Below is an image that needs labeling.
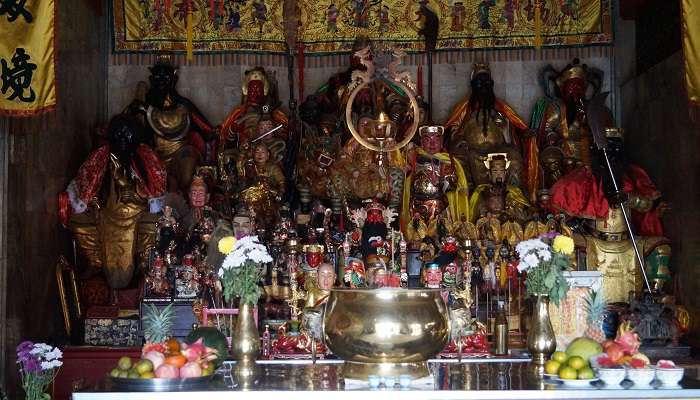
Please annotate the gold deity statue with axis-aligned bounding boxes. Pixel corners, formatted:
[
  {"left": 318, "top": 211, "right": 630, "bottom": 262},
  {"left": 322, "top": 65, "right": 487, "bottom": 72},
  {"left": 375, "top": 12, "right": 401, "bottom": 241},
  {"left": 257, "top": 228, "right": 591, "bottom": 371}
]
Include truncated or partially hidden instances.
[
  {"left": 444, "top": 63, "right": 536, "bottom": 196},
  {"left": 61, "top": 115, "right": 167, "bottom": 289},
  {"left": 468, "top": 153, "right": 531, "bottom": 223}
]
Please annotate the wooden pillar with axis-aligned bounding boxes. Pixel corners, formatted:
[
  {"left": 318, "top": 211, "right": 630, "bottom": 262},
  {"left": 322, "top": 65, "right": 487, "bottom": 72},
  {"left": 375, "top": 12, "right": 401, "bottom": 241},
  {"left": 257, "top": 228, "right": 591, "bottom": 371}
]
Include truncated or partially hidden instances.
[{"left": 0, "top": 119, "right": 8, "bottom": 390}]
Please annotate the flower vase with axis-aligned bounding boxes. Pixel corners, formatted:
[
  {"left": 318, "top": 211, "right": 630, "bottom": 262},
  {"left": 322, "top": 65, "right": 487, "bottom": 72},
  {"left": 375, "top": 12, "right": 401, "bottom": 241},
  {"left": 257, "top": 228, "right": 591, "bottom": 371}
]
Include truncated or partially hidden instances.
[
  {"left": 527, "top": 294, "right": 556, "bottom": 365},
  {"left": 231, "top": 303, "right": 260, "bottom": 362}
]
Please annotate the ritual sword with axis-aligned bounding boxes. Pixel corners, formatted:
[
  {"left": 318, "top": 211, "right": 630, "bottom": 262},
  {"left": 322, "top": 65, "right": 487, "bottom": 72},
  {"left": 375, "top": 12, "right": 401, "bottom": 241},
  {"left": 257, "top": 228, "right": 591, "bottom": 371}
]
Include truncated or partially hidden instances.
[{"left": 586, "top": 92, "right": 652, "bottom": 294}]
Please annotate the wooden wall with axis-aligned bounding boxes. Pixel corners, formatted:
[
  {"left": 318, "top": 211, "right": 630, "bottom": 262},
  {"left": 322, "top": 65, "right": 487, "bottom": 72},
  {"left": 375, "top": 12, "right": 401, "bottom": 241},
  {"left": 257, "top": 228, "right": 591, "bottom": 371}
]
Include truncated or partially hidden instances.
[{"left": 1, "top": 0, "right": 107, "bottom": 395}]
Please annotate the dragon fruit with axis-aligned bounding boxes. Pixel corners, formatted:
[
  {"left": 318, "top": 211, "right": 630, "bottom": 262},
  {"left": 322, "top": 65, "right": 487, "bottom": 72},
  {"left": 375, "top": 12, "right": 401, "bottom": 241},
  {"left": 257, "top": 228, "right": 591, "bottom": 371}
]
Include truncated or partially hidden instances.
[
  {"left": 181, "top": 338, "right": 207, "bottom": 362},
  {"left": 614, "top": 321, "right": 641, "bottom": 355}
]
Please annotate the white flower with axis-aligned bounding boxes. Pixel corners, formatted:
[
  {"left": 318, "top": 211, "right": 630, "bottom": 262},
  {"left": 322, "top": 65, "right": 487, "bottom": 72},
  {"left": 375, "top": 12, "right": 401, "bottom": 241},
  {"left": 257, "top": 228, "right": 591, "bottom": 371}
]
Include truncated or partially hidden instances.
[
  {"left": 44, "top": 348, "right": 62, "bottom": 361},
  {"left": 523, "top": 253, "right": 539, "bottom": 269},
  {"left": 41, "top": 360, "right": 62, "bottom": 370},
  {"left": 536, "top": 249, "right": 552, "bottom": 262},
  {"left": 221, "top": 235, "right": 272, "bottom": 270},
  {"left": 516, "top": 238, "right": 548, "bottom": 257},
  {"left": 517, "top": 261, "right": 530, "bottom": 273}
]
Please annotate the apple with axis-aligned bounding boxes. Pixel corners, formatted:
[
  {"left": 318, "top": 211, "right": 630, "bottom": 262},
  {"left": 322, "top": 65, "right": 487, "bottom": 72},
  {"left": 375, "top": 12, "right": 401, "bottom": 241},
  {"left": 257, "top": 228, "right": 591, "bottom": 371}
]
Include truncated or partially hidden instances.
[
  {"left": 143, "top": 351, "right": 166, "bottom": 370},
  {"left": 179, "top": 362, "right": 203, "bottom": 378},
  {"left": 155, "top": 364, "right": 179, "bottom": 379}
]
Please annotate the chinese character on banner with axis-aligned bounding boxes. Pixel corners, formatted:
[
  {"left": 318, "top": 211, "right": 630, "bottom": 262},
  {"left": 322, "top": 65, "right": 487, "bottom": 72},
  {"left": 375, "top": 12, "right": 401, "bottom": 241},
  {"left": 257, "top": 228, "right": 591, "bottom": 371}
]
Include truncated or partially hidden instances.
[
  {"left": 1, "top": 48, "right": 37, "bottom": 103},
  {"left": 0, "top": 0, "right": 33, "bottom": 23},
  {"left": 0, "top": 0, "right": 55, "bottom": 116}
]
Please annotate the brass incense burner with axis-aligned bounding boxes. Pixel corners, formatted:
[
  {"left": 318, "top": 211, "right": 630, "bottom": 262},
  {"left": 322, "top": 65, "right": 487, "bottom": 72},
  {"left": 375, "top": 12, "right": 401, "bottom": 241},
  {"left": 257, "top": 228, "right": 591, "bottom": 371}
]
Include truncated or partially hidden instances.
[{"left": 322, "top": 288, "right": 450, "bottom": 379}]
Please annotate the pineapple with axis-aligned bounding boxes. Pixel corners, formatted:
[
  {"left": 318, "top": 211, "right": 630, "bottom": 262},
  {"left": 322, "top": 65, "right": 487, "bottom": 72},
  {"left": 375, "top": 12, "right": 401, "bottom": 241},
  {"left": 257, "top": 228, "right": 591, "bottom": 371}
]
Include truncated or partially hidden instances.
[
  {"left": 584, "top": 290, "right": 607, "bottom": 343},
  {"left": 142, "top": 303, "right": 175, "bottom": 354}
]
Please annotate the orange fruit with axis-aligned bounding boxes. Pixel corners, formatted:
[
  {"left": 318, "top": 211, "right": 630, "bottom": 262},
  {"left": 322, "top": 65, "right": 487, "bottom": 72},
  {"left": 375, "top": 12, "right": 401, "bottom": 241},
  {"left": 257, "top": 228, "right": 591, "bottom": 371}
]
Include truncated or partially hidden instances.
[
  {"left": 163, "top": 354, "right": 186, "bottom": 368},
  {"left": 166, "top": 338, "right": 181, "bottom": 354}
]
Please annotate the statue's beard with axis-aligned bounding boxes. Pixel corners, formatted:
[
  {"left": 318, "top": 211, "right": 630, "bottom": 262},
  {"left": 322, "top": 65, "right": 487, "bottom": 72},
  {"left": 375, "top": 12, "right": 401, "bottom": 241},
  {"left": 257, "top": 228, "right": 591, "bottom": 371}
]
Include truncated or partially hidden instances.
[{"left": 470, "top": 88, "right": 495, "bottom": 137}]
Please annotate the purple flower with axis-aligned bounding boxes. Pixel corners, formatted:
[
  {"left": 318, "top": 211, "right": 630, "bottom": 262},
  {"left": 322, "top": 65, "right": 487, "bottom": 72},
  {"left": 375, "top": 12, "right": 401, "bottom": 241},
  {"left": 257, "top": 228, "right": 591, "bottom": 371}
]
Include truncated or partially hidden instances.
[
  {"left": 23, "top": 357, "right": 41, "bottom": 373},
  {"left": 16, "top": 340, "right": 33, "bottom": 355}
]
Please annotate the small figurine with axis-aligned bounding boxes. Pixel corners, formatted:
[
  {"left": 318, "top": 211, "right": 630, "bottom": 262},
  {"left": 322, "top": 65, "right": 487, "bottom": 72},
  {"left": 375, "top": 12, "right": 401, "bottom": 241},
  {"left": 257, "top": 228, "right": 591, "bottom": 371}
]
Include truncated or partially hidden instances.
[
  {"left": 145, "top": 255, "right": 170, "bottom": 297},
  {"left": 175, "top": 256, "right": 200, "bottom": 298}
]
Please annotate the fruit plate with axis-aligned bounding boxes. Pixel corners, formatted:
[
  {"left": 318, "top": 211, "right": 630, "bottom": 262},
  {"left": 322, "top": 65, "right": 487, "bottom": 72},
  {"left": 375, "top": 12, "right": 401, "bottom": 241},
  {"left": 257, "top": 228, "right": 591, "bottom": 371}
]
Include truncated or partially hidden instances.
[
  {"left": 108, "top": 375, "right": 215, "bottom": 391},
  {"left": 552, "top": 377, "right": 599, "bottom": 387}
]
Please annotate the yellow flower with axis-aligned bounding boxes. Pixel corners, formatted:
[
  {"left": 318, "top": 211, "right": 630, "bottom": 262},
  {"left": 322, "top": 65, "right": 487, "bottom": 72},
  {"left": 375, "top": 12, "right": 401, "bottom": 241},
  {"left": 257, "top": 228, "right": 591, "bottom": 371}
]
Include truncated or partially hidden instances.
[
  {"left": 552, "top": 235, "right": 574, "bottom": 256},
  {"left": 218, "top": 236, "right": 237, "bottom": 255}
]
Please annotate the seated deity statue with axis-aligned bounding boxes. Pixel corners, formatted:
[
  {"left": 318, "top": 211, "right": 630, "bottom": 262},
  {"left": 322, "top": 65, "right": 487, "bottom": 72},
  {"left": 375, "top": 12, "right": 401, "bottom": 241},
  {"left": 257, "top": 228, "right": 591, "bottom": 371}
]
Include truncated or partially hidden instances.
[
  {"left": 401, "top": 125, "right": 468, "bottom": 248},
  {"left": 219, "top": 67, "right": 289, "bottom": 166},
  {"left": 468, "top": 153, "right": 531, "bottom": 223},
  {"left": 530, "top": 58, "right": 605, "bottom": 188},
  {"left": 125, "top": 57, "right": 216, "bottom": 194},
  {"left": 237, "top": 142, "right": 286, "bottom": 230},
  {"left": 60, "top": 115, "right": 167, "bottom": 289},
  {"left": 330, "top": 138, "right": 404, "bottom": 204},
  {"left": 550, "top": 130, "right": 670, "bottom": 303},
  {"left": 444, "top": 63, "right": 535, "bottom": 197}
]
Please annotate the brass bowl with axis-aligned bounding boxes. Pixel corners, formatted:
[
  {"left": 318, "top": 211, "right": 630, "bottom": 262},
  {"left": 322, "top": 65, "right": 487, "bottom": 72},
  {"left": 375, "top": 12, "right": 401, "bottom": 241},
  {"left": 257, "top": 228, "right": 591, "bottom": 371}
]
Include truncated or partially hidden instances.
[{"left": 322, "top": 288, "right": 449, "bottom": 364}]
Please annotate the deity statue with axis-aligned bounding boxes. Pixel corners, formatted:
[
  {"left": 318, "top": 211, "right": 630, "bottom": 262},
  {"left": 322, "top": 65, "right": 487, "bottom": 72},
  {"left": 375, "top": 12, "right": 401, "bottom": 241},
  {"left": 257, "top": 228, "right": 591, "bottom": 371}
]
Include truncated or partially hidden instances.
[
  {"left": 61, "top": 115, "right": 167, "bottom": 289},
  {"left": 330, "top": 139, "right": 402, "bottom": 203},
  {"left": 296, "top": 37, "right": 372, "bottom": 201},
  {"left": 401, "top": 125, "right": 468, "bottom": 246},
  {"left": 145, "top": 255, "right": 170, "bottom": 297},
  {"left": 219, "top": 67, "right": 288, "bottom": 164},
  {"left": 551, "top": 128, "right": 670, "bottom": 303},
  {"left": 468, "top": 153, "right": 531, "bottom": 223},
  {"left": 238, "top": 142, "right": 286, "bottom": 229},
  {"left": 444, "top": 63, "right": 534, "bottom": 195},
  {"left": 175, "top": 257, "right": 201, "bottom": 298},
  {"left": 303, "top": 262, "right": 336, "bottom": 310},
  {"left": 530, "top": 58, "right": 604, "bottom": 187},
  {"left": 126, "top": 57, "right": 216, "bottom": 194}
]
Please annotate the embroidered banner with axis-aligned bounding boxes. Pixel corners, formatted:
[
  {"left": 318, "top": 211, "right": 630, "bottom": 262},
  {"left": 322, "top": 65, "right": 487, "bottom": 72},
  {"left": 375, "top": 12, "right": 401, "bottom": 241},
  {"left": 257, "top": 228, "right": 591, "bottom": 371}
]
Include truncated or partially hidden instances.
[
  {"left": 298, "top": 0, "right": 612, "bottom": 54},
  {"left": 113, "top": 0, "right": 287, "bottom": 54},
  {"left": 0, "top": 0, "right": 57, "bottom": 116}
]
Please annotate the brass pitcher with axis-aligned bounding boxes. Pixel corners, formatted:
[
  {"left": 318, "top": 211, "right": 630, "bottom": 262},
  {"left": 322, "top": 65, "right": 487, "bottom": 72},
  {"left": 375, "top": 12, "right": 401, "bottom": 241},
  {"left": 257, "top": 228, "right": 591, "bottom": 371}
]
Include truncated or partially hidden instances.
[
  {"left": 231, "top": 303, "right": 260, "bottom": 362},
  {"left": 527, "top": 294, "right": 556, "bottom": 365}
]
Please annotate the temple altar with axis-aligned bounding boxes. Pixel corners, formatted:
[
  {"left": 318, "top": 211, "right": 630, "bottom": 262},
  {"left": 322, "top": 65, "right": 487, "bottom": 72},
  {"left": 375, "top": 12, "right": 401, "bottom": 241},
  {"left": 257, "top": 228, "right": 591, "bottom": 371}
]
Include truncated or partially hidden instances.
[
  {"left": 72, "top": 360, "right": 700, "bottom": 400},
  {"left": 3, "top": 1, "right": 700, "bottom": 399}
]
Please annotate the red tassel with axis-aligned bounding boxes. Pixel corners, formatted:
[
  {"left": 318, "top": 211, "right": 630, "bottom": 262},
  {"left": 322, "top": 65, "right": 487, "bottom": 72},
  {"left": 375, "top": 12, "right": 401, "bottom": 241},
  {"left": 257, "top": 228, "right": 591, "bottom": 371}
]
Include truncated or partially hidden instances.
[
  {"left": 154, "top": 0, "right": 160, "bottom": 12},
  {"left": 297, "top": 45, "right": 305, "bottom": 101},
  {"left": 219, "top": 0, "right": 224, "bottom": 21},
  {"left": 165, "top": 0, "right": 171, "bottom": 15},
  {"left": 210, "top": 0, "right": 215, "bottom": 21}
]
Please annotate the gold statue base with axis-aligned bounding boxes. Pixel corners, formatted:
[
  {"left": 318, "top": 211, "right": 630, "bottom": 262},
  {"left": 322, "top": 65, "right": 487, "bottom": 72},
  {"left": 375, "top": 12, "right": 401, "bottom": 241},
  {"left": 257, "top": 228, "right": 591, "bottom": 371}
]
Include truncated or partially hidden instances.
[{"left": 342, "top": 361, "right": 430, "bottom": 379}]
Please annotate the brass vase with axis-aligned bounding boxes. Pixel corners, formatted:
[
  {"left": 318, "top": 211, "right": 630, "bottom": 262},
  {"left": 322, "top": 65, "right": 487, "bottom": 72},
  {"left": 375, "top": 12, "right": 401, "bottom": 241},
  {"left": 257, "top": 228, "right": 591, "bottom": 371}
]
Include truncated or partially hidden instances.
[
  {"left": 527, "top": 294, "right": 556, "bottom": 365},
  {"left": 231, "top": 303, "right": 260, "bottom": 362}
]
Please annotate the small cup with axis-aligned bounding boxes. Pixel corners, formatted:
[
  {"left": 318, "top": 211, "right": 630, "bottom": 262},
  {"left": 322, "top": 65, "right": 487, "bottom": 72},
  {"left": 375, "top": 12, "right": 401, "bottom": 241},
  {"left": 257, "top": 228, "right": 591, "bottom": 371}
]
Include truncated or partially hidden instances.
[
  {"left": 656, "top": 368, "right": 685, "bottom": 386},
  {"left": 368, "top": 375, "right": 380, "bottom": 388},
  {"left": 626, "top": 367, "right": 656, "bottom": 386},
  {"left": 596, "top": 368, "right": 627, "bottom": 386},
  {"left": 399, "top": 374, "right": 412, "bottom": 388}
]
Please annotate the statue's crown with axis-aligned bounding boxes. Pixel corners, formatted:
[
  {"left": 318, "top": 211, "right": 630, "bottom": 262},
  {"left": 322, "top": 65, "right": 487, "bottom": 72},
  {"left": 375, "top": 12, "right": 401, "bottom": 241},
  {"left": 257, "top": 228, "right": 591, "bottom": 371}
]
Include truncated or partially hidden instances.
[
  {"left": 154, "top": 55, "right": 175, "bottom": 69},
  {"left": 419, "top": 124, "right": 444, "bottom": 138},
  {"left": 559, "top": 58, "right": 587, "bottom": 82},
  {"left": 190, "top": 175, "right": 207, "bottom": 191},
  {"left": 471, "top": 63, "right": 491, "bottom": 80}
]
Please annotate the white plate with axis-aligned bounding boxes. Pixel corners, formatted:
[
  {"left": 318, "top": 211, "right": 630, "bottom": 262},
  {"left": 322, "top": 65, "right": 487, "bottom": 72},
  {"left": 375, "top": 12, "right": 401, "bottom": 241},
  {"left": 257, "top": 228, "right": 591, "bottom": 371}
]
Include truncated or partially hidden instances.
[{"left": 553, "top": 378, "right": 599, "bottom": 387}]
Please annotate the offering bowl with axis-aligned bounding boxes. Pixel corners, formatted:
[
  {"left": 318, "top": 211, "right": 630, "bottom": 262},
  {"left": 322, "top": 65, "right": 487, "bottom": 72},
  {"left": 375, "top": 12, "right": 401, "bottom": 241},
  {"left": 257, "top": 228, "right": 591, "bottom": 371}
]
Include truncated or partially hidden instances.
[{"left": 323, "top": 288, "right": 449, "bottom": 378}]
